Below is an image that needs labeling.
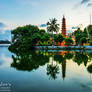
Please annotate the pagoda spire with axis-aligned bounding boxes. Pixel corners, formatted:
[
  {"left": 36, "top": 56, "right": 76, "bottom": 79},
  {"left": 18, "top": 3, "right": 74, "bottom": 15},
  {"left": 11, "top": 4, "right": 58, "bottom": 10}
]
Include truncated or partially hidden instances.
[{"left": 62, "top": 15, "right": 66, "bottom": 37}]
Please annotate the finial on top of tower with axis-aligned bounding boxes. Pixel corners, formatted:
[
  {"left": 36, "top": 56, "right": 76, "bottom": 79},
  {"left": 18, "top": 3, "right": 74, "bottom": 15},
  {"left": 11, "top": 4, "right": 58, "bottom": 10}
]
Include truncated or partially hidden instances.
[
  {"left": 90, "top": 14, "right": 91, "bottom": 25},
  {"left": 63, "top": 15, "right": 65, "bottom": 18}
]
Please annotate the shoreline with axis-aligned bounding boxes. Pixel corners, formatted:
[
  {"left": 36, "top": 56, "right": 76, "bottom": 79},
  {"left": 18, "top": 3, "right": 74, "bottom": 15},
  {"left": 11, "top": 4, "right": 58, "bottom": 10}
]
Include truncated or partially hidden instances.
[{"left": 34, "top": 46, "right": 92, "bottom": 50}]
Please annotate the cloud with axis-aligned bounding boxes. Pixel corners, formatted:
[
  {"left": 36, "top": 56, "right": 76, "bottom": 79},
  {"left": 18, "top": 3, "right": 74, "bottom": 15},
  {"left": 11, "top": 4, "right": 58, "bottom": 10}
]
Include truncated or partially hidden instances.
[
  {"left": 0, "top": 22, "right": 6, "bottom": 28},
  {"left": 0, "top": 22, "right": 11, "bottom": 35},
  {"left": 81, "top": 0, "right": 90, "bottom": 4},
  {"left": 40, "top": 24, "right": 47, "bottom": 27},
  {"left": 87, "top": 3, "right": 92, "bottom": 7},
  {"left": 73, "top": 0, "right": 92, "bottom": 9},
  {"left": 19, "top": 0, "right": 39, "bottom": 7},
  {"left": 0, "top": 54, "right": 12, "bottom": 69}
]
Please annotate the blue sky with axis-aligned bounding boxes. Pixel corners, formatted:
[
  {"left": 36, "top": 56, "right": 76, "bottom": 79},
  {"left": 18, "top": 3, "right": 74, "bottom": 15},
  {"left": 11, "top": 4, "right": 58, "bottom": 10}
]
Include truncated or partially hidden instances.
[{"left": 0, "top": 0, "right": 92, "bottom": 30}]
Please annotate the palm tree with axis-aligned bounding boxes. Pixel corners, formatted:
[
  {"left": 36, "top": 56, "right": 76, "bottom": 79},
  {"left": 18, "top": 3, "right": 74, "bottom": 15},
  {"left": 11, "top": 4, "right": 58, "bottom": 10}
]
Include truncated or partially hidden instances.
[{"left": 47, "top": 18, "right": 59, "bottom": 45}]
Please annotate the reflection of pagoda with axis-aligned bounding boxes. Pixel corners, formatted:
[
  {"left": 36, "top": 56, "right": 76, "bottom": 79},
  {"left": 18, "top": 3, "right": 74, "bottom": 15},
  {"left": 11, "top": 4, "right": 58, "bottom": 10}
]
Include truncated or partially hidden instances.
[
  {"left": 62, "top": 15, "right": 66, "bottom": 37},
  {"left": 59, "top": 51, "right": 67, "bottom": 80},
  {"left": 62, "top": 60, "right": 66, "bottom": 80}
]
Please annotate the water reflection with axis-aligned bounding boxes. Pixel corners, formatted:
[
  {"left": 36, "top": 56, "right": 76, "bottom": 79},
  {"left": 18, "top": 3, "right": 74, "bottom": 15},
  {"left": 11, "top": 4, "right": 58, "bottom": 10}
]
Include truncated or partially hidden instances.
[
  {"left": 87, "top": 64, "right": 92, "bottom": 74},
  {"left": 9, "top": 49, "right": 92, "bottom": 80},
  {"left": 74, "top": 52, "right": 88, "bottom": 66},
  {"left": 11, "top": 51, "right": 49, "bottom": 71},
  {"left": 0, "top": 47, "right": 12, "bottom": 68}
]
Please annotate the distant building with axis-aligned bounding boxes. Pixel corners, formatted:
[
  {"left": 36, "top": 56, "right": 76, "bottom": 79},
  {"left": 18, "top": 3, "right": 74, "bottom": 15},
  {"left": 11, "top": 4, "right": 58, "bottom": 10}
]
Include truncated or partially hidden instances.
[{"left": 71, "top": 36, "right": 76, "bottom": 45}]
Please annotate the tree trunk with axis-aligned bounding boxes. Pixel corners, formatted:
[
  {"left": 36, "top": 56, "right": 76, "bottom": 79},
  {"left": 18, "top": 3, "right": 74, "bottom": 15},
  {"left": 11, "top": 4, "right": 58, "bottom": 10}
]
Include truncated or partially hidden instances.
[{"left": 52, "top": 31, "right": 54, "bottom": 46}]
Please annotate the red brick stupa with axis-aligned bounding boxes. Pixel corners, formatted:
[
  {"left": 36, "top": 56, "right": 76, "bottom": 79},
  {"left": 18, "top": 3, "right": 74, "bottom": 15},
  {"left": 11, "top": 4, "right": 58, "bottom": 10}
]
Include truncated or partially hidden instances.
[
  {"left": 61, "top": 15, "right": 67, "bottom": 46},
  {"left": 62, "top": 15, "right": 66, "bottom": 37}
]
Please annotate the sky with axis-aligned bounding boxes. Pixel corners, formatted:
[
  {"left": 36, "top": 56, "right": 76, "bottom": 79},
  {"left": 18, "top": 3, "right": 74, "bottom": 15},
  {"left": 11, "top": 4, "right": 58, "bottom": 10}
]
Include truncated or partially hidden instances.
[{"left": 0, "top": 0, "right": 92, "bottom": 31}]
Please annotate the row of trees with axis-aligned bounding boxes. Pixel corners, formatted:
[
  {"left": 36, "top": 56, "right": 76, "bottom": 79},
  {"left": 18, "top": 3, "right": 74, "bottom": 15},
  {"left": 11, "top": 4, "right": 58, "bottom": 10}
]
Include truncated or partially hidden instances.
[
  {"left": 9, "top": 17, "right": 92, "bottom": 52},
  {"left": 71, "top": 25, "right": 92, "bottom": 45},
  {"left": 9, "top": 18, "right": 74, "bottom": 51}
]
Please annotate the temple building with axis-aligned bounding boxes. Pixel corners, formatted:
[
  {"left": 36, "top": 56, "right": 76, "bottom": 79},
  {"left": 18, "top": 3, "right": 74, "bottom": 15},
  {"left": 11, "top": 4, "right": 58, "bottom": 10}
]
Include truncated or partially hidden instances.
[
  {"left": 62, "top": 16, "right": 66, "bottom": 37},
  {"left": 61, "top": 16, "right": 67, "bottom": 46}
]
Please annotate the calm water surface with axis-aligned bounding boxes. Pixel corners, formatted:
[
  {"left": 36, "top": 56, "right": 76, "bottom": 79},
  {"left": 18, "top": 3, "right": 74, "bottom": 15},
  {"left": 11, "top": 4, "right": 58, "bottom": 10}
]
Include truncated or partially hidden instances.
[{"left": 0, "top": 47, "right": 92, "bottom": 92}]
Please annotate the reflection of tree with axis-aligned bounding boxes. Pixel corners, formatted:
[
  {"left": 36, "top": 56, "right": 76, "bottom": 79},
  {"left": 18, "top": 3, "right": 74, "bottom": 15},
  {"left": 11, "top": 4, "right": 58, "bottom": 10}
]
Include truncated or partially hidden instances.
[
  {"left": 11, "top": 52, "right": 49, "bottom": 71},
  {"left": 54, "top": 52, "right": 74, "bottom": 80},
  {"left": 88, "top": 53, "right": 92, "bottom": 62},
  {"left": 65, "top": 53, "right": 74, "bottom": 60},
  {"left": 47, "top": 64, "right": 59, "bottom": 80},
  {"left": 83, "top": 55, "right": 88, "bottom": 66},
  {"left": 10, "top": 47, "right": 92, "bottom": 81},
  {"left": 73, "top": 52, "right": 88, "bottom": 66},
  {"left": 87, "top": 64, "right": 92, "bottom": 74},
  {"left": 54, "top": 55, "right": 65, "bottom": 63},
  {"left": 54, "top": 53, "right": 65, "bottom": 80}
]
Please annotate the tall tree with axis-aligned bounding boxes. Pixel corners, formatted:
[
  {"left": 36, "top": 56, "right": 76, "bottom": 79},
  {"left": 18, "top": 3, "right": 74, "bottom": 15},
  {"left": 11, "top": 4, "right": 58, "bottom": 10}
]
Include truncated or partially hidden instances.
[
  {"left": 65, "top": 37, "right": 73, "bottom": 46},
  {"left": 54, "top": 34, "right": 64, "bottom": 45},
  {"left": 80, "top": 37, "right": 87, "bottom": 45},
  {"left": 9, "top": 25, "right": 41, "bottom": 52},
  {"left": 47, "top": 18, "right": 59, "bottom": 45}
]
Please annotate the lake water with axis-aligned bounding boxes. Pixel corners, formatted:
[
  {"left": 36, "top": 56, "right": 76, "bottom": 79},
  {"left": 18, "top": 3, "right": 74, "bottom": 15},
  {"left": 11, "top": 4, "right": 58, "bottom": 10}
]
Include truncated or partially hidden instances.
[{"left": 0, "top": 47, "right": 92, "bottom": 92}]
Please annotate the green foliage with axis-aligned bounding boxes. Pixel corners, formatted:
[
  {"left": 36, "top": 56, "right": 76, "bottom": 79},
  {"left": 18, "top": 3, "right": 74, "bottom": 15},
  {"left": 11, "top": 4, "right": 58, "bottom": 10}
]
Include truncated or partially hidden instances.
[
  {"left": 65, "top": 53, "right": 74, "bottom": 60},
  {"left": 32, "top": 33, "right": 41, "bottom": 44},
  {"left": 65, "top": 37, "right": 73, "bottom": 46},
  {"left": 87, "top": 64, "right": 92, "bottom": 73},
  {"left": 11, "top": 51, "right": 49, "bottom": 71},
  {"left": 73, "top": 52, "right": 88, "bottom": 66},
  {"left": 87, "top": 25, "right": 92, "bottom": 35},
  {"left": 9, "top": 25, "right": 52, "bottom": 51},
  {"left": 12, "top": 25, "right": 39, "bottom": 42},
  {"left": 40, "top": 41, "right": 51, "bottom": 46},
  {"left": 80, "top": 37, "right": 87, "bottom": 45},
  {"left": 40, "top": 33, "right": 50, "bottom": 43},
  {"left": 47, "top": 18, "right": 59, "bottom": 34},
  {"left": 86, "top": 25, "right": 92, "bottom": 41},
  {"left": 54, "top": 34, "right": 64, "bottom": 43},
  {"left": 39, "top": 29, "right": 45, "bottom": 34},
  {"left": 47, "top": 64, "right": 59, "bottom": 80},
  {"left": 47, "top": 18, "right": 59, "bottom": 45},
  {"left": 73, "top": 28, "right": 88, "bottom": 45},
  {"left": 10, "top": 25, "right": 40, "bottom": 51},
  {"left": 90, "top": 42, "right": 92, "bottom": 46},
  {"left": 54, "top": 55, "right": 65, "bottom": 63}
]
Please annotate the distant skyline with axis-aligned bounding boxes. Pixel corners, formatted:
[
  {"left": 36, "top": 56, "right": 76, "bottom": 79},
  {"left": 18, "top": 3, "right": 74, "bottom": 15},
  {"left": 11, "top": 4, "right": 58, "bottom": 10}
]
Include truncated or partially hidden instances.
[{"left": 0, "top": 0, "right": 92, "bottom": 31}]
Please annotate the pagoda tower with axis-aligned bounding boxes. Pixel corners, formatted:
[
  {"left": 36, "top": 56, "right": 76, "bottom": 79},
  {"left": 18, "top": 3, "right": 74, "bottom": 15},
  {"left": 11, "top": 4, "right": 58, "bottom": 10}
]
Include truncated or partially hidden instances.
[
  {"left": 60, "top": 16, "right": 66, "bottom": 46},
  {"left": 62, "top": 16, "right": 66, "bottom": 37}
]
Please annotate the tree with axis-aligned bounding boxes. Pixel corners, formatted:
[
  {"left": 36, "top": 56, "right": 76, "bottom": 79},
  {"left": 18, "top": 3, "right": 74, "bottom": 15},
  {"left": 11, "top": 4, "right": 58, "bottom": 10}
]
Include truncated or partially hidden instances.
[
  {"left": 9, "top": 25, "right": 42, "bottom": 52},
  {"left": 54, "top": 54, "right": 65, "bottom": 63},
  {"left": 65, "top": 37, "right": 73, "bottom": 46},
  {"left": 54, "top": 34, "right": 64, "bottom": 45},
  {"left": 73, "top": 52, "right": 88, "bottom": 66},
  {"left": 65, "top": 53, "right": 74, "bottom": 60},
  {"left": 11, "top": 51, "right": 49, "bottom": 71},
  {"left": 47, "top": 64, "right": 59, "bottom": 80},
  {"left": 73, "top": 28, "right": 83, "bottom": 45},
  {"left": 72, "top": 27, "right": 89, "bottom": 45},
  {"left": 40, "top": 33, "right": 50, "bottom": 43},
  {"left": 39, "top": 29, "right": 45, "bottom": 34},
  {"left": 80, "top": 37, "right": 87, "bottom": 45},
  {"left": 87, "top": 64, "right": 92, "bottom": 74},
  {"left": 47, "top": 18, "right": 59, "bottom": 45},
  {"left": 87, "top": 25, "right": 92, "bottom": 35},
  {"left": 31, "top": 33, "right": 41, "bottom": 45},
  {"left": 87, "top": 25, "right": 92, "bottom": 41}
]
